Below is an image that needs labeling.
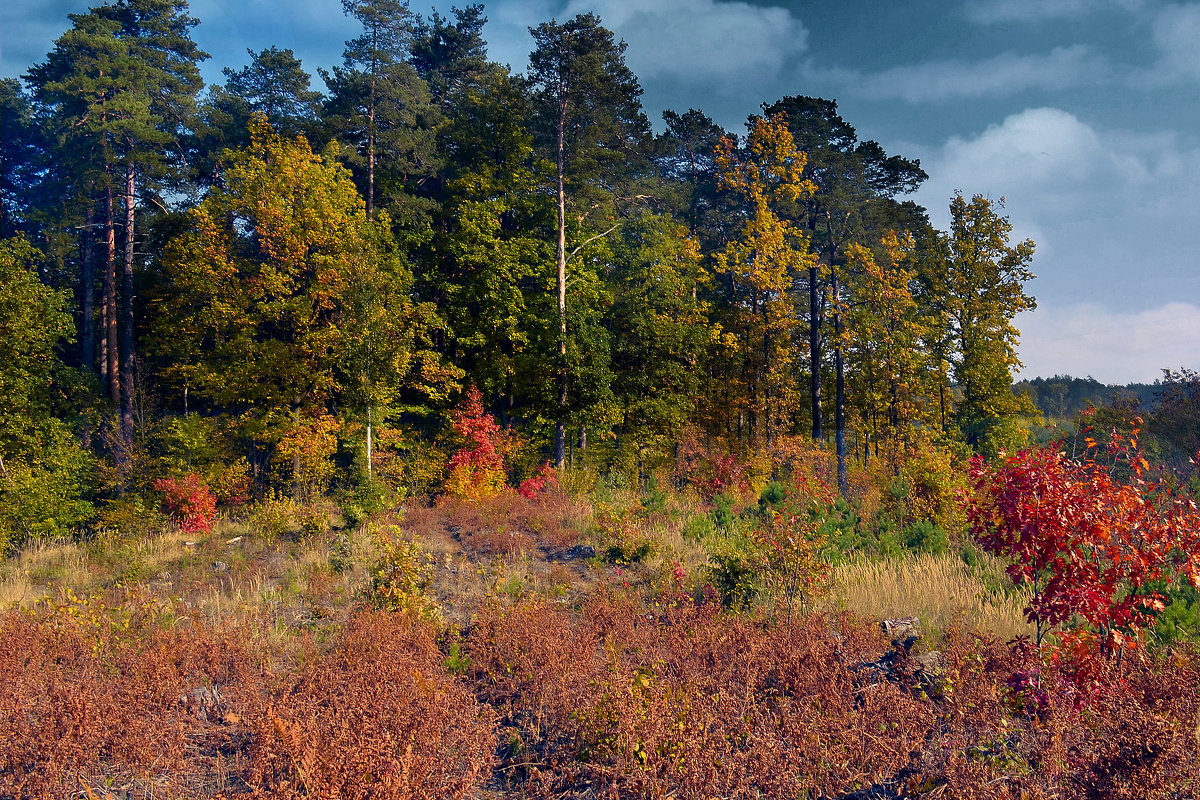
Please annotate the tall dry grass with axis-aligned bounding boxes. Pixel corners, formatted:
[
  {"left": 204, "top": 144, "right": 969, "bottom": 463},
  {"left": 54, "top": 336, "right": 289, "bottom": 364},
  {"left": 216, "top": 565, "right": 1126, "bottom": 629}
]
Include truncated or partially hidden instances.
[{"left": 830, "top": 551, "right": 1033, "bottom": 641}]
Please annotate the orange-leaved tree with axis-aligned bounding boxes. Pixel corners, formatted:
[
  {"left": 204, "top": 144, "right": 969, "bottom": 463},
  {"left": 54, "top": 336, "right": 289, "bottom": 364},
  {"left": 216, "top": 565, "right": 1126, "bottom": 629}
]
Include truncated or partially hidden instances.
[{"left": 156, "top": 115, "right": 449, "bottom": 497}]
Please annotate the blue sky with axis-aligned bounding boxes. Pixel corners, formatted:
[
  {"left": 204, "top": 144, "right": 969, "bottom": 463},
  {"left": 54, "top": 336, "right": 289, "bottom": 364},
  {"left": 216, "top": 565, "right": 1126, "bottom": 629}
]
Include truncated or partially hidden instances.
[{"left": 4, "top": 0, "right": 1199, "bottom": 383}]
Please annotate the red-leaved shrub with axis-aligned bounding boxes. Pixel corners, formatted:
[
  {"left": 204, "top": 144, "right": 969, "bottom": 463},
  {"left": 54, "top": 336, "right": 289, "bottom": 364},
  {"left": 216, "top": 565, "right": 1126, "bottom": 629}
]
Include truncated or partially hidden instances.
[
  {"left": 518, "top": 462, "right": 559, "bottom": 499},
  {"left": 965, "top": 434, "right": 1200, "bottom": 668},
  {"left": 444, "top": 386, "right": 507, "bottom": 501},
  {"left": 242, "top": 611, "right": 496, "bottom": 799},
  {"left": 154, "top": 473, "right": 218, "bottom": 535}
]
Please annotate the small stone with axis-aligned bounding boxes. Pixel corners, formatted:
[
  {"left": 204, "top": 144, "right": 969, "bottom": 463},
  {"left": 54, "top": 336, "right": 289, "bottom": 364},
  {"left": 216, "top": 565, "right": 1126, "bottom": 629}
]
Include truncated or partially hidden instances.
[
  {"left": 568, "top": 544, "right": 596, "bottom": 560},
  {"left": 212, "top": 561, "right": 229, "bottom": 572}
]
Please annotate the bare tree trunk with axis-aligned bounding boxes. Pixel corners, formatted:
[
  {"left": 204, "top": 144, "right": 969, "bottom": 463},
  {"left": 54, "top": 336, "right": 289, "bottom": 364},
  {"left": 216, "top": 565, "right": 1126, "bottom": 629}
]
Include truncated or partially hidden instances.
[
  {"left": 367, "top": 70, "right": 375, "bottom": 216},
  {"left": 762, "top": 298, "right": 772, "bottom": 448},
  {"left": 103, "top": 182, "right": 119, "bottom": 408},
  {"left": 832, "top": 272, "right": 848, "bottom": 497},
  {"left": 554, "top": 92, "right": 568, "bottom": 471},
  {"left": 292, "top": 397, "right": 303, "bottom": 501},
  {"left": 366, "top": 406, "right": 373, "bottom": 477},
  {"left": 80, "top": 204, "right": 95, "bottom": 374},
  {"left": 120, "top": 163, "right": 136, "bottom": 445},
  {"left": 809, "top": 262, "right": 822, "bottom": 441}
]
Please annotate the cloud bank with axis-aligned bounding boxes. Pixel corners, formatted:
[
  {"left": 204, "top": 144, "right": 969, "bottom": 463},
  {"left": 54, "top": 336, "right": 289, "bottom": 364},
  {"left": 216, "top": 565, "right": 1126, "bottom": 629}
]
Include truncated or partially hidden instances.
[
  {"left": 1017, "top": 302, "right": 1200, "bottom": 383},
  {"left": 962, "top": 0, "right": 1146, "bottom": 25},
  {"left": 830, "top": 46, "right": 1104, "bottom": 103}
]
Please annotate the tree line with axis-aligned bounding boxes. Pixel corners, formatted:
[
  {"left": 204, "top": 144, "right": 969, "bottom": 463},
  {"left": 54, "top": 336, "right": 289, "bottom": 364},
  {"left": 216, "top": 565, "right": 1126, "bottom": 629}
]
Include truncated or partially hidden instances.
[{"left": 0, "top": 0, "right": 1041, "bottom": 541}]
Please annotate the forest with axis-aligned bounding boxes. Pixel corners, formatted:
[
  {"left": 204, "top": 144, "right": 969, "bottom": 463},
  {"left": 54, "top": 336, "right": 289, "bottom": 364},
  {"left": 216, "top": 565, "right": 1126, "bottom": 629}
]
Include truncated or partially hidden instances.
[{"left": 3, "top": 1, "right": 1200, "bottom": 798}]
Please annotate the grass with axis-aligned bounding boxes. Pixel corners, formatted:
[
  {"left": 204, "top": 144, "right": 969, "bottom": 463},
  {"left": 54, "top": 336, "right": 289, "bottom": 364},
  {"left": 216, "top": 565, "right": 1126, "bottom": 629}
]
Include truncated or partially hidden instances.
[
  {"left": 1, "top": 491, "right": 1037, "bottom": 647},
  {"left": 829, "top": 550, "right": 1033, "bottom": 641}
]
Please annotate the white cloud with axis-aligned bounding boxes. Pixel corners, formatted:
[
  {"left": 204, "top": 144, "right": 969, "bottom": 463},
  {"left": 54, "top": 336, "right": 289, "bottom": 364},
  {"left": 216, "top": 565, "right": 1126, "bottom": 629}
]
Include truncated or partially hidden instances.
[
  {"left": 913, "top": 107, "right": 1200, "bottom": 229},
  {"left": 962, "top": 0, "right": 1145, "bottom": 25},
  {"left": 472, "top": 0, "right": 809, "bottom": 98},
  {"left": 1148, "top": 3, "right": 1200, "bottom": 81},
  {"left": 560, "top": 0, "right": 808, "bottom": 91},
  {"left": 1016, "top": 302, "right": 1200, "bottom": 383},
  {"left": 911, "top": 108, "right": 1200, "bottom": 379},
  {"left": 837, "top": 46, "right": 1104, "bottom": 103}
]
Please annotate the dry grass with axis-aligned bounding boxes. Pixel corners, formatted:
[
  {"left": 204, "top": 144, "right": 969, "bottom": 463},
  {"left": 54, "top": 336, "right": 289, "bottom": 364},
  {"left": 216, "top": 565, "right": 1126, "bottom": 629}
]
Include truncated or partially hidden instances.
[
  {"left": 0, "top": 538, "right": 90, "bottom": 607},
  {"left": 829, "top": 551, "right": 1033, "bottom": 641}
]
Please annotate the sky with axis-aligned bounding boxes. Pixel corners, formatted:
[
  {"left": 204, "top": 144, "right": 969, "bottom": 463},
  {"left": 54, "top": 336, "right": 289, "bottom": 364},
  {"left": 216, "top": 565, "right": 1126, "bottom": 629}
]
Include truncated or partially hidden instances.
[{"left": 3, "top": 0, "right": 1199, "bottom": 384}]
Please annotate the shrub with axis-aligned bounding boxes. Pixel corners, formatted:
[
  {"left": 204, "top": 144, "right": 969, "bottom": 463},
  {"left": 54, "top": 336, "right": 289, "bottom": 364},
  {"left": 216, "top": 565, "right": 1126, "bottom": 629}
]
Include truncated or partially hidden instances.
[
  {"left": 153, "top": 473, "right": 217, "bottom": 535},
  {"left": 367, "top": 525, "right": 436, "bottom": 617},
  {"left": 517, "top": 462, "right": 558, "bottom": 499},
  {"left": 903, "top": 519, "right": 950, "bottom": 555},
  {"left": 0, "top": 421, "right": 94, "bottom": 553},
  {"left": 444, "top": 386, "right": 507, "bottom": 501},
  {"left": 711, "top": 490, "right": 736, "bottom": 528},
  {"left": 245, "top": 613, "right": 496, "bottom": 799},
  {"left": 464, "top": 597, "right": 933, "bottom": 799},
  {"left": 966, "top": 439, "right": 1200, "bottom": 655},
  {"left": 251, "top": 489, "right": 300, "bottom": 542},
  {"left": 681, "top": 511, "right": 716, "bottom": 543},
  {"left": 0, "top": 594, "right": 254, "bottom": 798}
]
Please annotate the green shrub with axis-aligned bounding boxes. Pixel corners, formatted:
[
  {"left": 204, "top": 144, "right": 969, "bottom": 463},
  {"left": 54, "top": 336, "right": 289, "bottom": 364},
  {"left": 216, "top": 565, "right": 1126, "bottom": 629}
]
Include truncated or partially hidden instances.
[
  {"left": 641, "top": 477, "right": 669, "bottom": 515},
  {"left": 705, "top": 531, "right": 763, "bottom": 609},
  {"left": 338, "top": 477, "right": 388, "bottom": 529},
  {"left": 758, "top": 481, "right": 787, "bottom": 510},
  {"left": 1144, "top": 578, "right": 1200, "bottom": 647},
  {"left": 681, "top": 512, "right": 716, "bottom": 543},
  {"left": 251, "top": 490, "right": 299, "bottom": 543},
  {"left": 712, "top": 491, "right": 736, "bottom": 529},
  {"left": 0, "top": 421, "right": 94, "bottom": 554},
  {"left": 902, "top": 520, "right": 950, "bottom": 555}
]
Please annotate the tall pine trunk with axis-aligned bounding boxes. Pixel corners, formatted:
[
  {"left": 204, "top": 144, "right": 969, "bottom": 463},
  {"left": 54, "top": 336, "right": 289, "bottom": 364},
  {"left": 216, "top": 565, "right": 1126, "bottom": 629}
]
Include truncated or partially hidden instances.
[
  {"left": 120, "top": 162, "right": 136, "bottom": 444},
  {"left": 808, "top": 262, "right": 822, "bottom": 441},
  {"left": 80, "top": 204, "right": 95, "bottom": 374},
  {"left": 103, "top": 182, "right": 119, "bottom": 408},
  {"left": 554, "top": 92, "right": 568, "bottom": 471},
  {"left": 832, "top": 271, "right": 848, "bottom": 497}
]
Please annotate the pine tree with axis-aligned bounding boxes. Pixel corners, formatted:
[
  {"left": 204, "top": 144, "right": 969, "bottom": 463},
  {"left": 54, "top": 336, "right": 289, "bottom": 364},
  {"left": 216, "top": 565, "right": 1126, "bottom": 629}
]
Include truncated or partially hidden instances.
[
  {"left": 26, "top": 0, "right": 205, "bottom": 451},
  {"left": 527, "top": 13, "right": 651, "bottom": 468},
  {"left": 323, "top": 0, "right": 439, "bottom": 220}
]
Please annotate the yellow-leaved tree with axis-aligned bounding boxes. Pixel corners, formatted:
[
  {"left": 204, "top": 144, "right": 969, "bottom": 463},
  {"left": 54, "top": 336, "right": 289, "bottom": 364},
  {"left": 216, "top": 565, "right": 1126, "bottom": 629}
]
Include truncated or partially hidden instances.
[
  {"left": 714, "top": 113, "right": 817, "bottom": 448},
  {"left": 156, "top": 115, "right": 454, "bottom": 497}
]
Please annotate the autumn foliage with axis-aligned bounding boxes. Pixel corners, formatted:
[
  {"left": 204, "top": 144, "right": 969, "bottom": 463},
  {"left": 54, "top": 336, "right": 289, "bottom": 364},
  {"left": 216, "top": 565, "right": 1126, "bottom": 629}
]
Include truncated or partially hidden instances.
[
  {"left": 965, "top": 429, "right": 1200, "bottom": 658},
  {"left": 154, "top": 473, "right": 218, "bottom": 535},
  {"left": 4, "top": 579, "right": 1200, "bottom": 798},
  {"left": 443, "top": 386, "right": 507, "bottom": 501}
]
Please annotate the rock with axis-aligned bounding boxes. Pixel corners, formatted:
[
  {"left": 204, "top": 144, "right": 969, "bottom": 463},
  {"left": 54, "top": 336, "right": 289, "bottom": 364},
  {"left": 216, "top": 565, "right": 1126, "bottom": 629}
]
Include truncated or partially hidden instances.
[
  {"left": 211, "top": 561, "right": 229, "bottom": 572},
  {"left": 856, "top": 617, "right": 945, "bottom": 700},
  {"left": 881, "top": 616, "right": 921, "bottom": 649},
  {"left": 180, "top": 685, "right": 224, "bottom": 722},
  {"left": 567, "top": 544, "right": 596, "bottom": 560}
]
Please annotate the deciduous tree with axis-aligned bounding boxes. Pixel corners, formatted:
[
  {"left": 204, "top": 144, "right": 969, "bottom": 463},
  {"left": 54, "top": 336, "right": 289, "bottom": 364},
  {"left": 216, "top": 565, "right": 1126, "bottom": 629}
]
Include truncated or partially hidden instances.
[
  {"left": 714, "top": 113, "right": 816, "bottom": 448},
  {"left": 924, "top": 193, "right": 1037, "bottom": 458},
  {"left": 156, "top": 117, "right": 447, "bottom": 494}
]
